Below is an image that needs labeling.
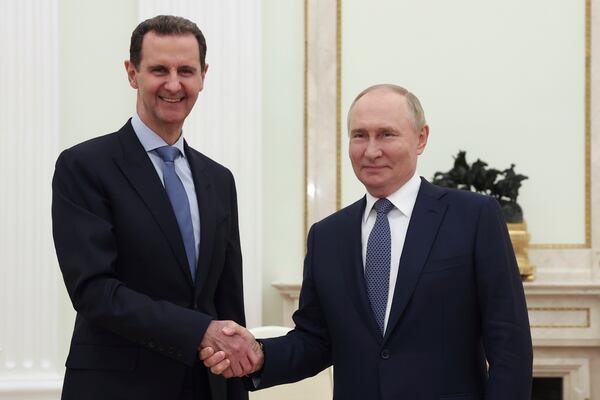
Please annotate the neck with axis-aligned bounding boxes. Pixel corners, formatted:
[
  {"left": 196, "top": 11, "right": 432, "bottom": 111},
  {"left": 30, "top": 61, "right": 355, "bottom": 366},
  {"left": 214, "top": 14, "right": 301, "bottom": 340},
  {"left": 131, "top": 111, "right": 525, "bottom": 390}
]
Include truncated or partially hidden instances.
[
  {"left": 155, "top": 128, "right": 182, "bottom": 145},
  {"left": 137, "top": 113, "right": 183, "bottom": 145}
]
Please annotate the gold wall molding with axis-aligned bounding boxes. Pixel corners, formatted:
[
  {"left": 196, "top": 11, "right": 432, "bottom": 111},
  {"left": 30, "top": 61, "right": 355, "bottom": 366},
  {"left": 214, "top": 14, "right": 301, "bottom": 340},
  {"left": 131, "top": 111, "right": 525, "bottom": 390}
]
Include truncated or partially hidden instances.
[
  {"left": 336, "top": 0, "right": 342, "bottom": 212},
  {"left": 530, "top": 0, "right": 591, "bottom": 249},
  {"left": 528, "top": 307, "right": 591, "bottom": 329}
]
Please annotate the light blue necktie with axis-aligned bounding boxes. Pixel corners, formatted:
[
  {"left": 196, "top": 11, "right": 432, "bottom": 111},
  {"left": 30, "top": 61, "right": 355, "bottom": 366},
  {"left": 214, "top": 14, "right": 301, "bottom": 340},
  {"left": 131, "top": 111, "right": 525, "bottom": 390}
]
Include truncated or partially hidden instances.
[
  {"left": 154, "top": 146, "right": 197, "bottom": 281},
  {"left": 365, "top": 198, "right": 394, "bottom": 335}
]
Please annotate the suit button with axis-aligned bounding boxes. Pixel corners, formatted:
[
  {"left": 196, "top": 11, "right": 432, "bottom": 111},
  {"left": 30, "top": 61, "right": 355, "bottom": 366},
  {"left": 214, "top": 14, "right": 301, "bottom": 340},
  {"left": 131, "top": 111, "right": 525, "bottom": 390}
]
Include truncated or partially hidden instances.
[
  {"left": 168, "top": 347, "right": 175, "bottom": 355},
  {"left": 380, "top": 349, "right": 390, "bottom": 360},
  {"left": 148, "top": 340, "right": 156, "bottom": 349},
  {"left": 193, "top": 301, "right": 199, "bottom": 310},
  {"left": 176, "top": 352, "right": 183, "bottom": 359}
]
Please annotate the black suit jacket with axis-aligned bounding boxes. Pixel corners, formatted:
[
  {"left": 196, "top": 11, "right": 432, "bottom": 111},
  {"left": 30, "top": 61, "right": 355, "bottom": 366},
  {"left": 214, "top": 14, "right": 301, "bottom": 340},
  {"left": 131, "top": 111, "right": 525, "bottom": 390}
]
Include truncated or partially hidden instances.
[
  {"left": 258, "top": 179, "right": 532, "bottom": 400},
  {"left": 52, "top": 120, "right": 247, "bottom": 400}
]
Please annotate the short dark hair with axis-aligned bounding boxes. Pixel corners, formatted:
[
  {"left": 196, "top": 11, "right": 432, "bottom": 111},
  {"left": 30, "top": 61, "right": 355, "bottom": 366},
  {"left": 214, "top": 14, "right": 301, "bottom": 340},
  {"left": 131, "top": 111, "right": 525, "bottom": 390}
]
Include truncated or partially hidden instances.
[{"left": 129, "top": 15, "right": 207, "bottom": 70}]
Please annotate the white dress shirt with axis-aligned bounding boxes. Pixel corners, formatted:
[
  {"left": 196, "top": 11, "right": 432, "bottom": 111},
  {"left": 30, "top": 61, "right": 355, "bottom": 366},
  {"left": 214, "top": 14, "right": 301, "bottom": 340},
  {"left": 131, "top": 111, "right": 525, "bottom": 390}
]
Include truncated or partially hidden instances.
[{"left": 361, "top": 173, "right": 421, "bottom": 333}]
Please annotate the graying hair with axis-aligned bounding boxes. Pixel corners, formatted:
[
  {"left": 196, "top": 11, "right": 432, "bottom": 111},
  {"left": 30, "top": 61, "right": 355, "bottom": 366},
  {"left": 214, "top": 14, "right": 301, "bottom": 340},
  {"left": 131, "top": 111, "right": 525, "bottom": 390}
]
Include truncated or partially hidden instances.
[{"left": 347, "top": 84, "right": 426, "bottom": 132}]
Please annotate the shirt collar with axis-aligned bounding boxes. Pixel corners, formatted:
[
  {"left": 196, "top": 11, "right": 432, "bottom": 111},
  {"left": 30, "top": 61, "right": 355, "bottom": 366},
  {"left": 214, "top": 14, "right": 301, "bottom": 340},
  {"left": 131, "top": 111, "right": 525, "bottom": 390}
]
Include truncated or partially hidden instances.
[
  {"left": 131, "top": 113, "right": 186, "bottom": 157},
  {"left": 363, "top": 173, "right": 422, "bottom": 222}
]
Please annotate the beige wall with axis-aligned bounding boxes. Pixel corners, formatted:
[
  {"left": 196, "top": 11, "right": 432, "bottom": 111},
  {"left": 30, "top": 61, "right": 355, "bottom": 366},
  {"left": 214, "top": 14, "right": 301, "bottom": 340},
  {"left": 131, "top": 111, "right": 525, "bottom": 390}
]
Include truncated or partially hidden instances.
[
  {"left": 59, "top": 0, "right": 137, "bottom": 149},
  {"left": 261, "top": 0, "right": 305, "bottom": 325},
  {"left": 341, "top": 0, "right": 586, "bottom": 246}
]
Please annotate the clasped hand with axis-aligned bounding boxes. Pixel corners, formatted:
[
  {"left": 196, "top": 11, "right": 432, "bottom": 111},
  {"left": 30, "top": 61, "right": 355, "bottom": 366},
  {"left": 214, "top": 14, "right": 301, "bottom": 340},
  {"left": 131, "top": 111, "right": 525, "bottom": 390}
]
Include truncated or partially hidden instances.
[{"left": 199, "top": 320, "right": 263, "bottom": 378}]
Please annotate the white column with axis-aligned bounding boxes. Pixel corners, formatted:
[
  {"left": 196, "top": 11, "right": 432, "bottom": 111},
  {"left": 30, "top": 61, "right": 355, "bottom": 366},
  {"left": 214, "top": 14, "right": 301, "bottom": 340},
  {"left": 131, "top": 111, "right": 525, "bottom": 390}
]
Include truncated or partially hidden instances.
[
  {"left": 138, "top": 1, "right": 263, "bottom": 327},
  {"left": 0, "top": 0, "right": 62, "bottom": 399}
]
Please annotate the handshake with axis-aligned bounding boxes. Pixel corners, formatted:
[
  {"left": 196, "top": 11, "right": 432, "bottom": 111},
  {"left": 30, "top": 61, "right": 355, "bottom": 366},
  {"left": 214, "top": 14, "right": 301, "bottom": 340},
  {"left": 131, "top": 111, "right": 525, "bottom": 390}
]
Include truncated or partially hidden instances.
[{"left": 198, "top": 320, "right": 264, "bottom": 378}]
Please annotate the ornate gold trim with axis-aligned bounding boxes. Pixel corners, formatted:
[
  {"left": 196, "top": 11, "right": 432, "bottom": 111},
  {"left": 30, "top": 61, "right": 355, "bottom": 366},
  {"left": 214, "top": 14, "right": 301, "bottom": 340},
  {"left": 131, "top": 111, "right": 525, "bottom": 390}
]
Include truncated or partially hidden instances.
[
  {"left": 532, "top": 0, "right": 591, "bottom": 249},
  {"left": 336, "top": 0, "right": 342, "bottom": 211},
  {"left": 528, "top": 307, "right": 591, "bottom": 329},
  {"left": 530, "top": 243, "right": 589, "bottom": 250},
  {"left": 303, "top": 0, "right": 308, "bottom": 242},
  {"left": 585, "top": 0, "right": 591, "bottom": 249}
]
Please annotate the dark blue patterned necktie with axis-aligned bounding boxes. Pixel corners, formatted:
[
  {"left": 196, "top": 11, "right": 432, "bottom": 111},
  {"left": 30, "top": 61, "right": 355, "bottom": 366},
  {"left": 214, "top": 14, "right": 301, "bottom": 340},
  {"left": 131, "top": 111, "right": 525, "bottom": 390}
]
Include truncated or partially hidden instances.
[
  {"left": 154, "top": 146, "right": 197, "bottom": 281},
  {"left": 365, "top": 198, "right": 394, "bottom": 335}
]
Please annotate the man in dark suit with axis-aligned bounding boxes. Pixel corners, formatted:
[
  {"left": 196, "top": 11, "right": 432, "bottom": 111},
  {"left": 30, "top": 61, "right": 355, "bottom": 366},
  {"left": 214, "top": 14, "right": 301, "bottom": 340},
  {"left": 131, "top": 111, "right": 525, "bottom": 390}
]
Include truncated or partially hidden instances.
[
  {"left": 52, "top": 15, "right": 261, "bottom": 400},
  {"left": 202, "top": 84, "right": 533, "bottom": 399}
]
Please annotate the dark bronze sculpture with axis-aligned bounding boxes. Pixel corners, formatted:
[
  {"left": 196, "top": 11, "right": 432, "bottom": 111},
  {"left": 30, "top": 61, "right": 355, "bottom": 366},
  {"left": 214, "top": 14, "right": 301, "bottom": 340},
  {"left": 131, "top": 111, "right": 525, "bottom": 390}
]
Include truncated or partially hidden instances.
[{"left": 432, "top": 151, "right": 528, "bottom": 223}]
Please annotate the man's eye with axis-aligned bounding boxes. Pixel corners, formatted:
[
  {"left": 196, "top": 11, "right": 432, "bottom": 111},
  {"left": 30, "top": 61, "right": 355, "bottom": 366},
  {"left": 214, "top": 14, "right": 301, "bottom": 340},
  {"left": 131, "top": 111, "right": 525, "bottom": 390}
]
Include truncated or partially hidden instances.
[{"left": 151, "top": 67, "right": 167, "bottom": 74}]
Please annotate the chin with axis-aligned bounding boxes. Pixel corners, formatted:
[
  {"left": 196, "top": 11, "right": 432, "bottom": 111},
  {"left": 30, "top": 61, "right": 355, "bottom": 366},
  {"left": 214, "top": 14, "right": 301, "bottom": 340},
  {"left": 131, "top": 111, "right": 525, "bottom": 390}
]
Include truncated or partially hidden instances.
[{"left": 158, "top": 113, "right": 186, "bottom": 124}]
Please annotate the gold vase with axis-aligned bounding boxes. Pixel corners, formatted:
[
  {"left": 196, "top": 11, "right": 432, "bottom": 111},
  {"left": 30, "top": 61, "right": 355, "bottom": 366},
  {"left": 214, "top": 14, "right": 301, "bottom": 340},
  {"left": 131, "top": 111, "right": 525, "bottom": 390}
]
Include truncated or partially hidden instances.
[{"left": 507, "top": 221, "right": 535, "bottom": 281}]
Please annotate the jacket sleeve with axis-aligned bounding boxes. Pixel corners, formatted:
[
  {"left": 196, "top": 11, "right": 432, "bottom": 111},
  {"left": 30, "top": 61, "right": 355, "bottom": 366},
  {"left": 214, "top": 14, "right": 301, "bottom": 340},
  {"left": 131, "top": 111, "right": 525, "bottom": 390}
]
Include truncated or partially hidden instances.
[
  {"left": 475, "top": 196, "right": 533, "bottom": 399},
  {"left": 256, "top": 225, "right": 332, "bottom": 389},
  {"left": 52, "top": 149, "right": 212, "bottom": 367},
  {"left": 212, "top": 171, "right": 249, "bottom": 400}
]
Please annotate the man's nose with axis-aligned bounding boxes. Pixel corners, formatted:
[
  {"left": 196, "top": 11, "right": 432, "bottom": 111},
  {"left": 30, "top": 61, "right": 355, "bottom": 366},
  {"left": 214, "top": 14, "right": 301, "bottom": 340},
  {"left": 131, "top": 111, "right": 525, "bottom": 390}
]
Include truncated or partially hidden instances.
[
  {"left": 364, "top": 139, "right": 382, "bottom": 159},
  {"left": 164, "top": 71, "right": 182, "bottom": 92}
]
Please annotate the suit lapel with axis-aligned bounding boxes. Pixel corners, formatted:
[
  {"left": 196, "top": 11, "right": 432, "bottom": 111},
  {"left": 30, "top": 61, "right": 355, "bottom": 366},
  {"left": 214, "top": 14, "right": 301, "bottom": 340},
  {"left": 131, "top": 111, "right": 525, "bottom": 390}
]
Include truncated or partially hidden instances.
[
  {"left": 114, "top": 122, "right": 194, "bottom": 285},
  {"left": 340, "top": 198, "right": 384, "bottom": 344},
  {"left": 384, "top": 179, "right": 448, "bottom": 342},
  {"left": 185, "top": 143, "right": 224, "bottom": 293}
]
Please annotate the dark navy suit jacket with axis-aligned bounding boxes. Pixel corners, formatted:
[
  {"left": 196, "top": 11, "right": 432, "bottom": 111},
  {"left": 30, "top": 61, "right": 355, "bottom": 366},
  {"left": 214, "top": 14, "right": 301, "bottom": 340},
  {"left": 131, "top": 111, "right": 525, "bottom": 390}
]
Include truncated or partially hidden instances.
[
  {"left": 258, "top": 179, "right": 532, "bottom": 400},
  {"left": 52, "top": 120, "right": 248, "bottom": 400}
]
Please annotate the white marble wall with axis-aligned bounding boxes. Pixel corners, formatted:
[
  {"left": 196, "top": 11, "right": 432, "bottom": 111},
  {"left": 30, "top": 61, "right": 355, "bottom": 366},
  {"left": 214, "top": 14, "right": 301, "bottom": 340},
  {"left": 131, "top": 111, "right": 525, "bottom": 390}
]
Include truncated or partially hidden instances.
[
  {"left": 305, "top": 0, "right": 340, "bottom": 230},
  {"left": 591, "top": 0, "right": 600, "bottom": 281},
  {"left": 0, "top": 1, "right": 62, "bottom": 399}
]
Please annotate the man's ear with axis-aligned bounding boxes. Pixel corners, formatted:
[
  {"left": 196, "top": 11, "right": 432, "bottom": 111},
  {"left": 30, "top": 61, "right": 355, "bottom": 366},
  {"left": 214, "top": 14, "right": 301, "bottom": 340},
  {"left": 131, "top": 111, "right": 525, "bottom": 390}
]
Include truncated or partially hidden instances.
[
  {"left": 198, "top": 63, "right": 209, "bottom": 93},
  {"left": 124, "top": 60, "right": 138, "bottom": 89},
  {"left": 417, "top": 124, "right": 429, "bottom": 155}
]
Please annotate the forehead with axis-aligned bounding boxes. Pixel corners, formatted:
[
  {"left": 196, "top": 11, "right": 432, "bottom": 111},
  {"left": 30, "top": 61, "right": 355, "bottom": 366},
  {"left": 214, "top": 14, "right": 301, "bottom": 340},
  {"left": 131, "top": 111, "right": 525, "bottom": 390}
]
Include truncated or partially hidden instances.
[
  {"left": 140, "top": 31, "right": 200, "bottom": 65},
  {"left": 349, "top": 89, "right": 409, "bottom": 126}
]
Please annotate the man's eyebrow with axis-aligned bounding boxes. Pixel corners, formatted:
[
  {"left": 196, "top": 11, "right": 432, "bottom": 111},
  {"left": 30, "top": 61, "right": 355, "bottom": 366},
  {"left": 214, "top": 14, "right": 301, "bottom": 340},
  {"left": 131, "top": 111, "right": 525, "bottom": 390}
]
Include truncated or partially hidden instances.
[
  {"left": 145, "top": 64, "right": 198, "bottom": 71},
  {"left": 376, "top": 126, "right": 399, "bottom": 132},
  {"left": 350, "top": 128, "right": 366, "bottom": 134}
]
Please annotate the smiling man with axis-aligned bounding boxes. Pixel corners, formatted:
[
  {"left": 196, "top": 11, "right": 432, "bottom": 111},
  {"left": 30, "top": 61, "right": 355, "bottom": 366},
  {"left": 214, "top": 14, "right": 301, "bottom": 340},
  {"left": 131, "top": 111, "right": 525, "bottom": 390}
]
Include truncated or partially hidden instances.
[
  {"left": 202, "top": 84, "right": 533, "bottom": 399},
  {"left": 52, "top": 15, "right": 260, "bottom": 400}
]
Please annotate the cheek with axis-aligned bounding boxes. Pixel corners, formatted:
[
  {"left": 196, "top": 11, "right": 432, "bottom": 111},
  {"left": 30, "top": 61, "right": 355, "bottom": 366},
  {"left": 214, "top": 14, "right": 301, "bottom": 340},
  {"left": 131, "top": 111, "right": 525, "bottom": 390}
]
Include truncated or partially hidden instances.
[
  {"left": 185, "top": 87, "right": 201, "bottom": 102},
  {"left": 348, "top": 146, "right": 362, "bottom": 166}
]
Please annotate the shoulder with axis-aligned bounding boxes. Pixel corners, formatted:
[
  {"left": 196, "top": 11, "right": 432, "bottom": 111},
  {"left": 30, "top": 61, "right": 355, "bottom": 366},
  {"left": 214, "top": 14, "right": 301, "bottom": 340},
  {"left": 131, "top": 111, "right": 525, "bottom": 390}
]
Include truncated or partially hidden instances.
[
  {"left": 185, "top": 143, "right": 234, "bottom": 181},
  {"left": 421, "top": 179, "right": 494, "bottom": 208},
  {"left": 59, "top": 133, "right": 119, "bottom": 162},
  {"left": 442, "top": 187, "right": 493, "bottom": 206},
  {"left": 56, "top": 122, "right": 131, "bottom": 167},
  {"left": 53, "top": 122, "right": 136, "bottom": 187},
  {"left": 309, "top": 197, "right": 365, "bottom": 235}
]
